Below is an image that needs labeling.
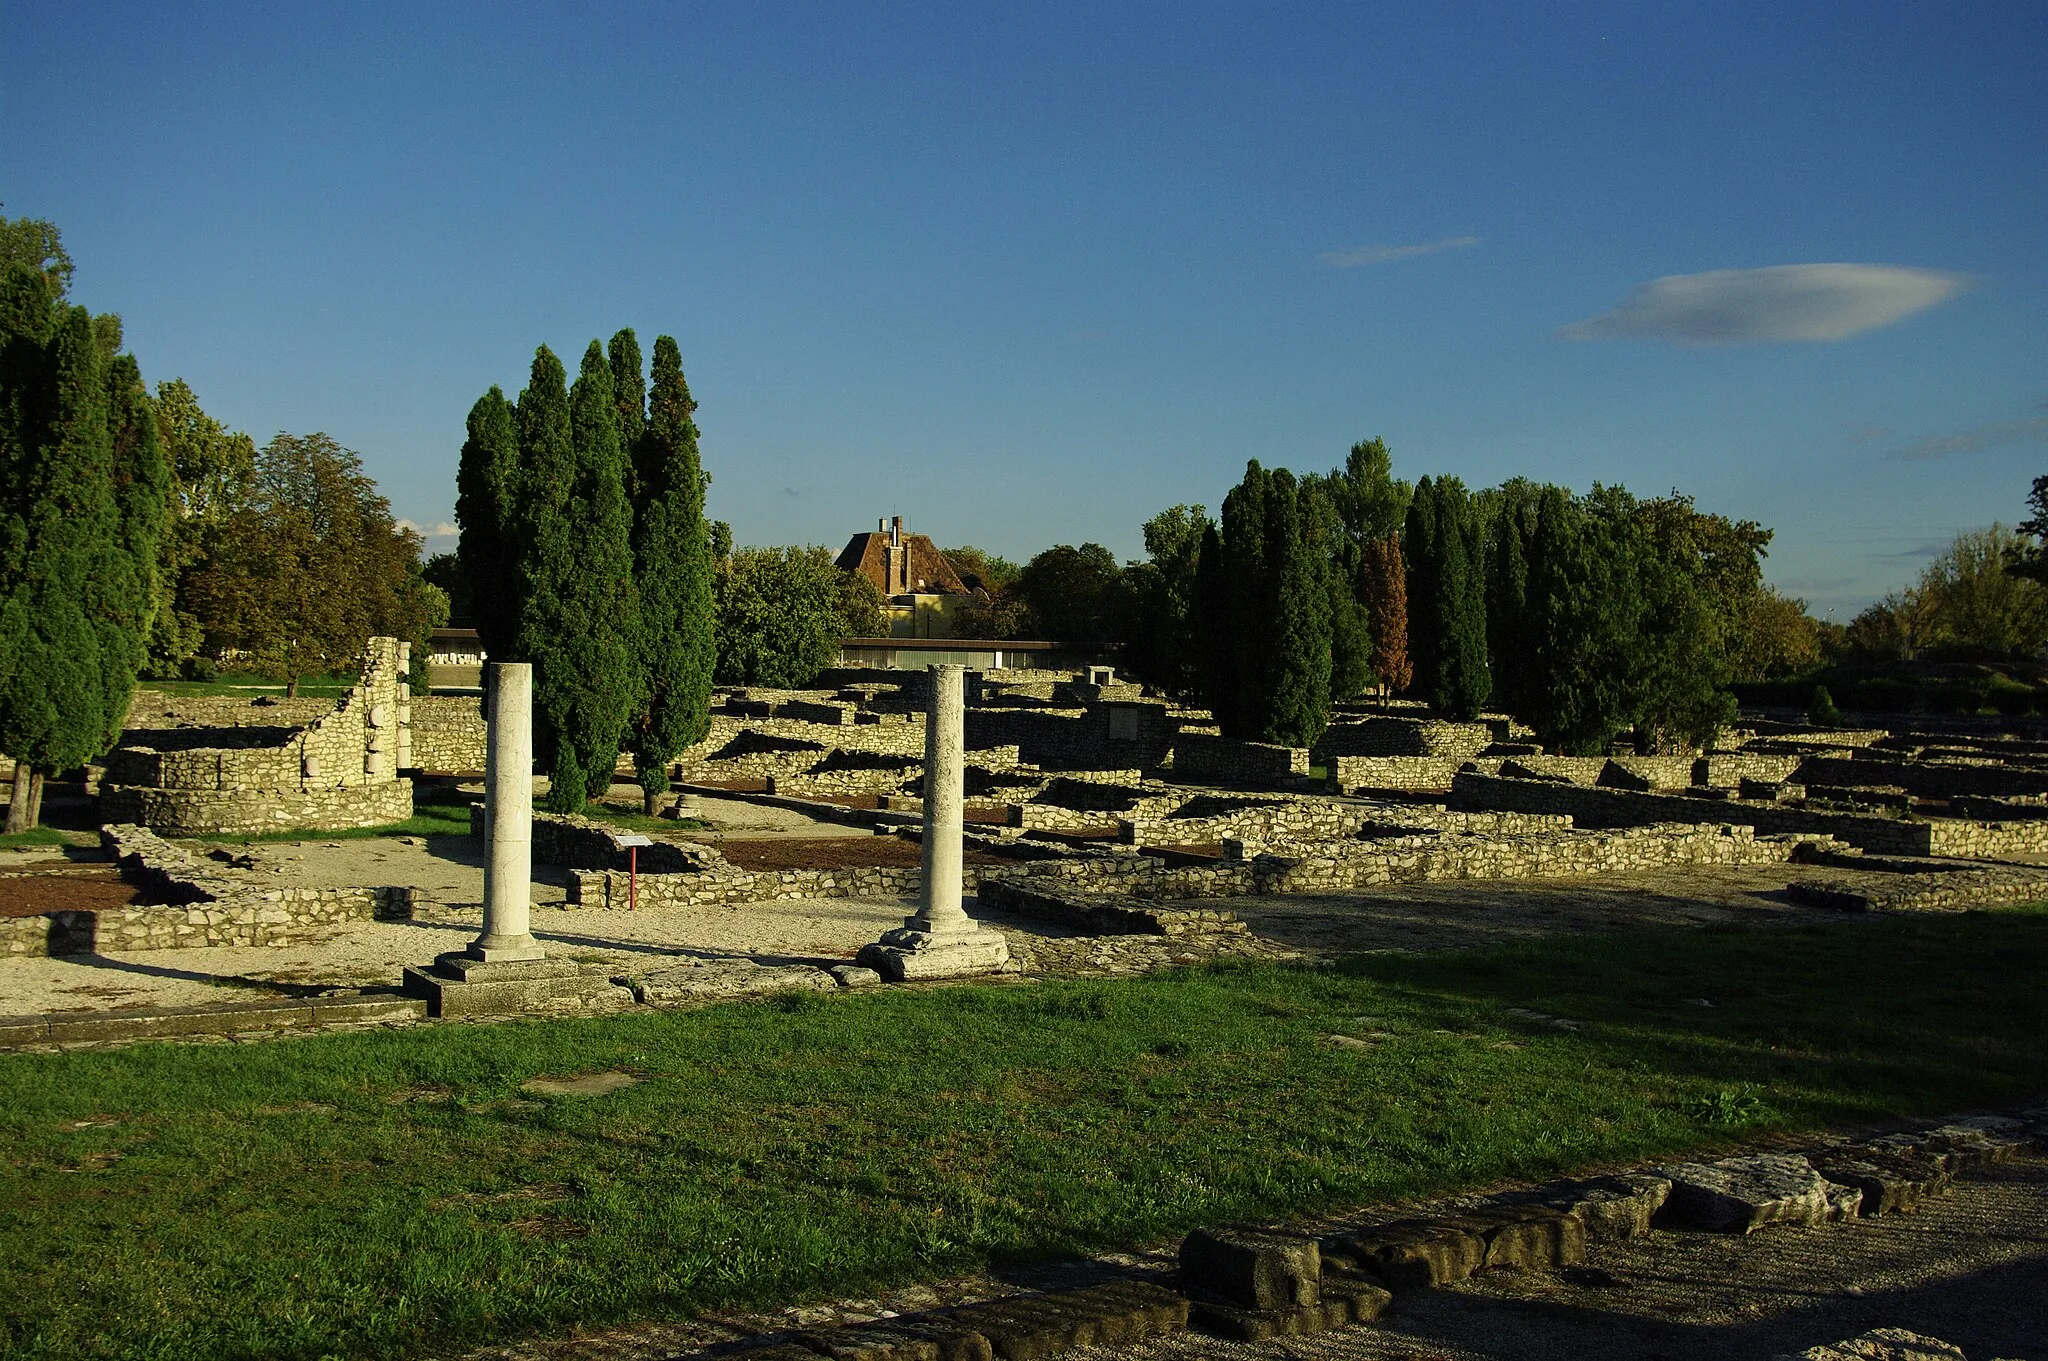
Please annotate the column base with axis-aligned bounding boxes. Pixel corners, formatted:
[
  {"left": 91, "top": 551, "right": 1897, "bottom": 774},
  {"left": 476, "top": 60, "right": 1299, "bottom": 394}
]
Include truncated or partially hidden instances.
[
  {"left": 464, "top": 934, "right": 547, "bottom": 963},
  {"left": 400, "top": 952, "right": 597, "bottom": 1017},
  {"left": 856, "top": 925, "right": 1011, "bottom": 982}
]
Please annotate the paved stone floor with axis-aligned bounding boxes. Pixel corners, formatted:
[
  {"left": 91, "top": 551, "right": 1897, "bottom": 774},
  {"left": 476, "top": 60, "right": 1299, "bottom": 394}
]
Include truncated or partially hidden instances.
[{"left": 456, "top": 1156, "right": 2048, "bottom": 1360}]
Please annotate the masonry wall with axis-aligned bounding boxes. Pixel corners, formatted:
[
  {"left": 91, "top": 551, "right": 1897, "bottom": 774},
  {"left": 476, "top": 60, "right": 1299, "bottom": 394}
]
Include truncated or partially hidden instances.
[
  {"left": 965, "top": 702, "right": 1180, "bottom": 771},
  {"left": 98, "top": 779, "right": 414, "bottom": 837},
  {"left": 1170, "top": 734, "right": 1308, "bottom": 785},
  {"left": 1447, "top": 771, "right": 2048, "bottom": 857},
  {"left": 1313, "top": 718, "right": 1493, "bottom": 760},
  {"left": 408, "top": 695, "right": 488, "bottom": 772}
]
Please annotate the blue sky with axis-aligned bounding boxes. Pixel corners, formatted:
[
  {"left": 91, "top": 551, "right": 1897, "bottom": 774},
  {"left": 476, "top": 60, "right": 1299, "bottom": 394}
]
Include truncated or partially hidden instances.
[{"left": 7, "top": 2, "right": 2045, "bottom": 619}]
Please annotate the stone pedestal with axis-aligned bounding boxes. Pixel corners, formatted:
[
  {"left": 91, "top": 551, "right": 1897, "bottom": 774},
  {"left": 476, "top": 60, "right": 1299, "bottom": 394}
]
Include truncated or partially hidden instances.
[{"left": 857, "top": 664, "right": 1009, "bottom": 981}]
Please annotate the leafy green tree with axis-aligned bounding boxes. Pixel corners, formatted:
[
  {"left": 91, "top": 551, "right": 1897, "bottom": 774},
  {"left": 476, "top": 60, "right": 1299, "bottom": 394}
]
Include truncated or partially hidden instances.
[
  {"left": 941, "top": 546, "right": 1021, "bottom": 592},
  {"left": 716, "top": 546, "right": 865, "bottom": 687},
  {"left": 145, "top": 379, "right": 257, "bottom": 676},
  {"left": 627, "top": 335, "right": 717, "bottom": 805},
  {"left": 0, "top": 209, "right": 73, "bottom": 301},
  {"left": 609, "top": 328, "right": 646, "bottom": 496},
  {"left": 1325, "top": 437, "right": 1412, "bottom": 546},
  {"left": 0, "top": 266, "right": 168, "bottom": 828},
  {"left": 1122, "top": 505, "right": 1210, "bottom": 696},
  {"left": 184, "top": 433, "right": 435, "bottom": 696},
  {"left": 1523, "top": 489, "right": 1638, "bottom": 752},
  {"left": 1015, "top": 543, "right": 1126, "bottom": 640}
]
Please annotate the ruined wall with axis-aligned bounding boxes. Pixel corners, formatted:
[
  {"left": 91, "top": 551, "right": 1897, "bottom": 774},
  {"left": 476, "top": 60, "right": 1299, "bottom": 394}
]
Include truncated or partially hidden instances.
[
  {"left": 101, "top": 639, "right": 415, "bottom": 836},
  {"left": 1328, "top": 755, "right": 1478, "bottom": 792},
  {"left": 965, "top": 702, "right": 1180, "bottom": 771},
  {"left": 408, "top": 695, "right": 488, "bottom": 772},
  {"left": 1170, "top": 734, "right": 1308, "bottom": 785},
  {"left": 1794, "top": 754, "right": 2048, "bottom": 800},
  {"left": 1313, "top": 718, "right": 1493, "bottom": 760},
  {"left": 1448, "top": 771, "right": 2048, "bottom": 857}
]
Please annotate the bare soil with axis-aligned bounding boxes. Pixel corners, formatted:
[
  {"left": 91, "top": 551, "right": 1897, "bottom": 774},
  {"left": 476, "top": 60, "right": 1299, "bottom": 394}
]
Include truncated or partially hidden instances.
[{"left": 0, "top": 864, "right": 159, "bottom": 916}]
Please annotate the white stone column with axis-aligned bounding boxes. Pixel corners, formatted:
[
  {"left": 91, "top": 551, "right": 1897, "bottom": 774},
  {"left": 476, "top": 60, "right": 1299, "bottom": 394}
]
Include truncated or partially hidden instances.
[
  {"left": 910, "top": 663, "right": 967, "bottom": 931},
  {"left": 471, "top": 662, "right": 543, "bottom": 961},
  {"left": 857, "top": 663, "right": 1008, "bottom": 980}
]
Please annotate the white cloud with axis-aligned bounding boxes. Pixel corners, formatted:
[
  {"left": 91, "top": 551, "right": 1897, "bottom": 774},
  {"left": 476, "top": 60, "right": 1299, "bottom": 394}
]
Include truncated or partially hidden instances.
[
  {"left": 1560, "top": 264, "right": 1968, "bottom": 345},
  {"left": 1891, "top": 415, "right": 2048, "bottom": 462},
  {"left": 399, "top": 519, "right": 461, "bottom": 539},
  {"left": 1318, "top": 235, "right": 1479, "bottom": 269}
]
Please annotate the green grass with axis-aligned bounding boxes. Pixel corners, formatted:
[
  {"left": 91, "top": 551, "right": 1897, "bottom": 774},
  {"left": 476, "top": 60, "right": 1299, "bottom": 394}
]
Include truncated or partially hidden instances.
[
  {"left": 0, "top": 827, "right": 80, "bottom": 851},
  {"left": 187, "top": 804, "right": 476, "bottom": 846},
  {"left": 138, "top": 673, "right": 364, "bottom": 700},
  {"left": 2, "top": 909, "right": 2045, "bottom": 1359},
  {"left": 581, "top": 803, "right": 715, "bottom": 834}
]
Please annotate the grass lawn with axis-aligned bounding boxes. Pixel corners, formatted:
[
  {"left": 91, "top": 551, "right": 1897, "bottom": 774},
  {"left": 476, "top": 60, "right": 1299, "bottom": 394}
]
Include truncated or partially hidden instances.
[
  {"left": 0, "top": 827, "right": 84, "bottom": 852},
  {"left": 139, "top": 673, "right": 363, "bottom": 700},
  {"left": 582, "top": 802, "right": 716, "bottom": 835},
  {"left": 2, "top": 909, "right": 2045, "bottom": 1359},
  {"left": 187, "top": 804, "right": 476, "bottom": 846}
]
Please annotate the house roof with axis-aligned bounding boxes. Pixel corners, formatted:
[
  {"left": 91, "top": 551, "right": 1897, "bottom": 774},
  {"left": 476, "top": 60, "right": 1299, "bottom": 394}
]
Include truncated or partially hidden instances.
[{"left": 836, "top": 529, "right": 972, "bottom": 596}]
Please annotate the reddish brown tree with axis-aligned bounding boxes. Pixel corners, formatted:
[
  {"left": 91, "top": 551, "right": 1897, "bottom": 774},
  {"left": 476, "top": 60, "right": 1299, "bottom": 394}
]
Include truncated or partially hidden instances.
[{"left": 1359, "top": 533, "right": 1412, "bottom": 694}]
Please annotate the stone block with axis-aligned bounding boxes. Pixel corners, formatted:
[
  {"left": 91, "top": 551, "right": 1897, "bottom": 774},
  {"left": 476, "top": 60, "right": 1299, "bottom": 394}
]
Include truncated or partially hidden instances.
[
  {"left": 1326, "top": 1219, "right": 1484, "bottom": 1289},
  {"left": 1652, "top": 1153, "right": 1836, "bottom": 1233},
  {"left": 1440, "top": 1205, "right": 1586, "bottom": 1270},
  {"left": 1178, "top": 1225, "right": 1320, "bottom": 1310},
  {"left": 1811, "top": 1149, "right": 1951, "bottom": 1216},
  {"left": 943, "top": 1282, "right": 1184, "bottom": 1361},
  {"left": 829, "top": 964, "right": 884, "bottom": 988},
  {"left": 1775, "top": 1326, "right": 1969, "bottom": 1361},
  {"left": 1538, "top": 1173, "right": 1672, "bottom": 1239}
]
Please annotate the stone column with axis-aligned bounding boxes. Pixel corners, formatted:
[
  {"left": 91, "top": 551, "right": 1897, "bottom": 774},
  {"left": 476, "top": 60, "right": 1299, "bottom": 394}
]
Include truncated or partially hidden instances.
[
  {"left": 470, "top": 662, "right": 544, "bottom": 961},
  {"left": 910, "top": 662, "right": 967, "bottom": 931},
  {"left": 857, "top": 664, "right": 1009, "bottom": 980},
  {"left": 395, "top": 642, "right": 413, "bottom": 772}
]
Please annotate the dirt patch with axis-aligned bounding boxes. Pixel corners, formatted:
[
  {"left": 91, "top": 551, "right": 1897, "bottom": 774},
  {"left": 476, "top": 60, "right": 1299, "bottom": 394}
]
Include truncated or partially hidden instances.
[
  {"left": 0, "top": 866, "right": 159, "bottom": 916},
  {"left": 690, "top": 778, "right": 768, "bottom": 793},
  {"left": 718, "top": 838, "right": 1008, "bottom": 871}
]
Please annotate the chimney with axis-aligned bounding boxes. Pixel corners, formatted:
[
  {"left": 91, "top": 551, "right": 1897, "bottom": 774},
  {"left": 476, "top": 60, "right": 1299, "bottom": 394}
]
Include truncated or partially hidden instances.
[{"left": 891, "top": 515, "right": 903, "bottom": 546}]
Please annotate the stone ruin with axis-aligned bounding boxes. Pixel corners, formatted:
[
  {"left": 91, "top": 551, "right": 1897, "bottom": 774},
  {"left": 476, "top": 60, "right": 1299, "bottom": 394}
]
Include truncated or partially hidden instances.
[{"left": 100, "top": 637, "right": 415, "bottom": 836}]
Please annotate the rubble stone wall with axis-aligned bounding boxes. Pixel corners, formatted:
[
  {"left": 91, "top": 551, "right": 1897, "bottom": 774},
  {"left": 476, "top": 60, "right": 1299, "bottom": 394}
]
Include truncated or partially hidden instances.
[
  {"left": 1794, "top": 754, "right": 2048, "bottom": 800},
  {"left": 98, "top": 779, "right": 414, "bottom": 837},
  {"left": 1329, "top": 755, "right": 1478, "bottom": 791},
  {"left": 1313, "top": 718, "right": 1493, "bottom": 760},
  {"left": 408, "top": 695, "right": 488, "bottom": 772},
  {"left": 966, "top": 702, "right": 1180, "bottom": 770},
  {"left": 1448, "top": 771, "right": 2043, "bottom": 857},
  {"left": 1171, "top": 734, "right": 1308, "bottom": 785}
]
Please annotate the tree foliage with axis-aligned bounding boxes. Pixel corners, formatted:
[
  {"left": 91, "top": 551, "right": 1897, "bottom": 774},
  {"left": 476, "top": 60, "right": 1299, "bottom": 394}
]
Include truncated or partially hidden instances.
[
  {"left": 1849, "top": 524, "right": 2048, "bottom": 661},
  {"left": 1121, "top": 505, "right": 1210, "bottom": 697},
  {"left": 145, "top": 378, "right": 257, "bottom": 676},
  {"left": 1014, "top": 543, "right": 1125, "bottom": 641},
  {"left": 1196, "top": 462, "right": 1333, "bottom": 745},
  {"left": 1357, "top": 534, "right": 1411, "bottom": 693},
  {"left": 0, "top": 263, "right": 170, "bottom": 827},
  {"left": 184, "top": 432, "right": 437, "bottom": 696},
  {"left": 1404, "top": 477, "right": 1490, "bottom": 719},
  {"left": 627, "top": 334, "right": 717, "bottom": 798},
  {"left": 715, "top": 546, "right": 872, "bottom": 688}
]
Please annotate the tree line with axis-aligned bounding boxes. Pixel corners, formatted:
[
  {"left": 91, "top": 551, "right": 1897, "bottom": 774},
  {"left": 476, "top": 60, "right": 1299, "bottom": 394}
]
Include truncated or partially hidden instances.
[
  {"left": 1, "top": 211, "right": 441, "bottom": 830},
  {"left": 950, "top": 440, "right": 1820, "bottom": 755}
]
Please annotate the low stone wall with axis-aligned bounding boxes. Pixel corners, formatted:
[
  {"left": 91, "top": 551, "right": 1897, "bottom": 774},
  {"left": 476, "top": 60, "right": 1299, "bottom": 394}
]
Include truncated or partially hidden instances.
[
  {"left": 1448, "top": 771, "right": 2048, "bottom": 858},
  {"left": 408, "top": 695, "right": 487, "bottom": 772},
  {"left": 99, "top": 779, "right": 413, "bottom": 837},
  {"left": 966, "top": 702, "right": 1180, "bottom": 771},
  {"left": 1313, "top": 718, "right": 1493, "bottom": 760},
  {"left": 1247, "top": 822, "right": 1822, "bottom": 894},
  {"left": 1171, "top": 734, "right": 1308, "bottom": 785},
  {"left": 0, "top": 825, "right": 416, "bottom": 957},
  {"left": 1789, "top": 867, "right": 2048, "bottom": 913},
  {"left": 1795, "top": 754, "right": 2048, "bottom": 801},
  {"left": 472, "top": 808, "right": 718, "bottom": 872},
  {"left": 977, "top": 878, "right": 1249, "bottom": 937},
  {"left": 1328, "top": 756, "right": 1474, "bottom": 791},
  {"left": 123, "top": 692, "right": 336, "bottom": 730},
  {"left": 1697, "top": 753, "right": 1805, "bottom": 787}
]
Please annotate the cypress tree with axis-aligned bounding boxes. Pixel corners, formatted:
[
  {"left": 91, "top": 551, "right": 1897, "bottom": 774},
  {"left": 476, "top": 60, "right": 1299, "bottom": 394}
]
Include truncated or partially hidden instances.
[
  {"left": 1432, "top": 479, "right": 1492, "bottom": 719},
  {"left": 100, "top": 353, "right": 169, "bottom": 753},
  {"left": 608, "top": 328, "right": 646, "bottom": 500},
  {"left": 548, "top": 341, "right": 639, "bottom": 809},
  {"left": 1263, "top": 470, "right": 1333, "bottom": 746},
  {"left": 1214, "top": 461, "right": 1273, "bottom": 738},
  {"left": 1402, "top": 477, "right": 1439, "bottom": 692},
  {"left": 0, "top": 291, "right": 148, "bottom": 830},
  {"left": 1486, "top": 499, "right": 1530, "bottom": 715},
  {"left": 1193, "top": 520, "right": 1231, "bottom": 725},
  {"left": 1358, "top": 534, "right": 1412, "bottom": 693},
  {"left": 510, "top": 346, "right": 584, "bottom": 806},
  {"left": 454, "top": 387, "right": 520, "bottom": 673},
  {"left": 628, "top": 335, "right": 717, "bottom": 806}
]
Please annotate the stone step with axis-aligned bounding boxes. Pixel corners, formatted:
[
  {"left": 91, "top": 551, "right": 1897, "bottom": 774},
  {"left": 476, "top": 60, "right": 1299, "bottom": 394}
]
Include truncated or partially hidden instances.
[{"left": 0, "top": 991, "right": 425, "bottom": 1048}]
